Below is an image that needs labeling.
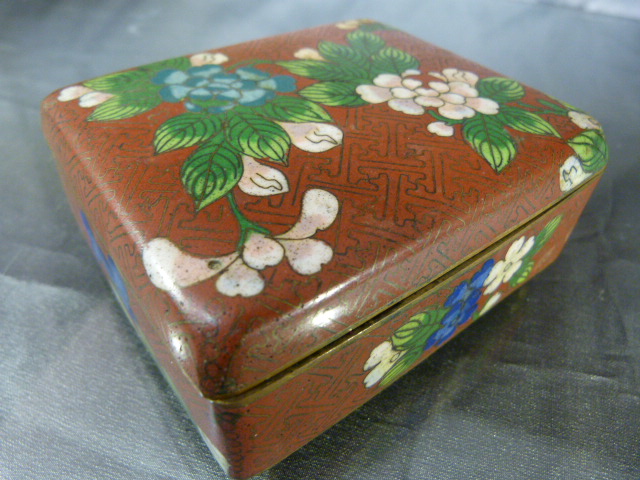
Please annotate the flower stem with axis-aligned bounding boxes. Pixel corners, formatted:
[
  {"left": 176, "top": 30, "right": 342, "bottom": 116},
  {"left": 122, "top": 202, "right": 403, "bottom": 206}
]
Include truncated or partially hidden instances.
[{"left": 226, "top": 191, "right": 271, "bottom": 248}]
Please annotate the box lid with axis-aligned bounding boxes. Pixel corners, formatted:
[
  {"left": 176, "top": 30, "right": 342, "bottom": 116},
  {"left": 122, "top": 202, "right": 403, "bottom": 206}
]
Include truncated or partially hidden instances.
[{"left": 41, "top": 20, "right": 607, "bottom": 399}]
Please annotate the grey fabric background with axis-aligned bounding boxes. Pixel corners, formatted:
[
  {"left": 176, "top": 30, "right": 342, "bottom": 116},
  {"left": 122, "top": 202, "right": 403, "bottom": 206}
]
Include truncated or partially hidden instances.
[{"left": 1, "top": 1, "right": 639, "bottom": 479}]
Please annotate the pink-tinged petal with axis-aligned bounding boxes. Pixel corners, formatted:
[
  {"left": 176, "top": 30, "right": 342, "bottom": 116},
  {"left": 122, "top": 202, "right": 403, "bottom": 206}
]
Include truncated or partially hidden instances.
[
  {"left": 428, "top": 81, "right": 450, "bottom": 93},
  {"left": 78, "top": 92, "right": 114, "bottom": 107},
  {"left": 242, "top": 233, "right": 284, "bottom": 270},
  {"left": 189, "top": 52, "right": 228, "bottom": 66},
  {"left": 356, "top": 84, "right": 393, "bottom": 104},
  {"left": 415, "top": 96, "right": 445, "bottom": 108},
  {"left": 466, "top": 96, "right": 500, "bottom": 115},
  {"left": 428, "top": 71, "right": 447, "bottom": 81},
  {"left": 238, "top": 156, "right": 289, "bottom": 196},
  {"left": 278, "top": 189, "right": 339, "bottom": 240},
  {"left": 279, "top": 122, "right": 343, "bottom": 153},
  {"left": 442, "top": 68, "right": 478, "bottom": 86},
  {"left": 401, "top": 78, "right": 423, "bottom": 90},
  {"left": 427, "top": 121, "right": 454, "bottom": 137},
  {"left": 390, "top": 87, "right": 417, "bottom": 99},
  {"left": 439, "top": 103, "right": 475, "bottom": 120},
  {"left": 440, "top": 93, "right": 465, "bottom": 105},
  {"left": 479, "top": 293, "right": 502, "bottom": 316},
  {"left": 58, "top": 85, "right": 92, "bottom": 101},
  {"left": 372, "top": 73, "right": 403, "bottom": 88},
  {"left": 414, "top": 87, "right": 439, "bottom": 97},
  {"left": 279, "top": 238, "right": 333, "bottom": 275},
  {"left": 388, "top": 98, "right": 424, "bottom": 115},
  {"left": 483, "top": 260, "right": 505, "bottom": 295},
  {"left": 448, "top": 81, "right": 478, "bottom": 97},
  {"left": 142, "top": 238, "right": 238, "bottom": 292},
  {"left": 216, "top": 260, "right": 264, "bottom": 297},
  {"left": 293, "top": 48, "right": 324, "bottom": 61}
]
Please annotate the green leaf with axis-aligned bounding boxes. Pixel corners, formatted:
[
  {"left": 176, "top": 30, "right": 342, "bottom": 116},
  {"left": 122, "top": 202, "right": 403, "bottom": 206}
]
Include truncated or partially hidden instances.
[
  {"left": 463, "top": 114, "right": 518, "bottom": 172},
  {"left": 391, "top": 308, "right": 447, "bottom": 351},
  {"left": 180, "top": 138, "right": 243, "bottom": 211},
  {"left": 346, "top": 30, "right": 386, "bottom": 57},
  {"left": 509, "top": 258, "right": 535, "bottom": 287},
  {"left": 496, "top": 106, "right": 560, "bottom": 137},
  {"left": 370, "top": 46, "right": 420, "bottom": 76},
  {"left": 225, "top": 112, "right": 291, "bottom": 163},
  {"left": 84, "top": 70, "right": 150, "bottom": 94},
  {"left": 277, "top": 60, "right": 367, "bottom": 82},
  {"left": 253, "top": 96, "right": 333, "bottom": 123},
  {"left": 141, "top": 56, "right": 192, "bottom": 73},
  {"left": 533, "top": 214, "right": 563, "bottom": 252},
  {"left": 154, "top": 113, "right": 222, "bottom": 154},
  {"left": 567, "top": 129, "right": 609, "bottom": 173},
  {"left": 299, "top": 81, "right": 367, "bottom": 107},
  {"left": 358, "top": 22, "right": 396, "bottom": 33},
  {"left": 476, "top": 77, "right": 525, "bottom": 103},
  {"left": 87, "top": 91, "right": 162, "bottom": 121},
  {"left": 379, "top": 348, "right": 423, "bottom": 387},
  {"left": 317, "top": 41, "right": 370, "bottom": 71}
]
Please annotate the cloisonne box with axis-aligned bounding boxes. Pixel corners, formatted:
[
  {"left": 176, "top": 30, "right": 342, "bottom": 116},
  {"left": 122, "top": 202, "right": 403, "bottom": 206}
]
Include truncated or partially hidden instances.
[{"left": 41, "top": 20, "right": 607, "bottom": 478}]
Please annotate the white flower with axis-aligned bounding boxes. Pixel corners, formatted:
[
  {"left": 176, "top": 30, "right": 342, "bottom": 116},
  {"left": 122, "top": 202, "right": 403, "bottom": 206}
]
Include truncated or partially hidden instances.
[
  {"left": 58, "top": 85, "right": 113, "bottom": 107},
  {"left": 294, "top": 48, "right": 324, "bottom": 61},
  {"left": 423, "top": 68, "right": 500, "bottom": 120},
  {"left": 478, "top": 293, "right": 502, "bottom": 316},
  {"left": 484, "top": 236, "right": 535, "bottom": 294},
  {"left": 356, "top": 67, "right": 499, "bottom": 120},
  {"left": 142, "top": 238, "right": 238, "bottom": 293},
  {"left": 559, "top": 155, "right": 592, "bottom": 192},
  {"left": 278, "top": 122, "right": 343, "bottom": 153},
  {"left": 238, "top": 156, "right": 289, "bottom": 196},
  {"left": 142, "top": 189, "right": 339, "bottom": 297},
  {"left": 568, "top": 111, "right": 602, "bottom": 130},
  {"left": 427, "top": 121, "right": 454, "bottom": 137},
  {"left": 363, "top": 341, "right": 405, "bottom": 388},
  {"left": 335, "top": 19, "right": 374, "bottom": 29},
  {"left": 189, "top": 52, "right": 229, "bottom": 66}
]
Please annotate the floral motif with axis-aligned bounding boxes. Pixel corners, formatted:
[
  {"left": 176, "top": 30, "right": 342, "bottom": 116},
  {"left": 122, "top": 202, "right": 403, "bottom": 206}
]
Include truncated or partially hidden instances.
[
  {"left": 278, "top": 122, "right": 343, "bottom": 152},
  {"left": 484, "top": 236, "right": 535, "bottom": 294},
  {"left": 152, "top": 65, "right": 296, "bottom": 113},
  {"left": 425, "top": 259, "right": 494, "bottom": 348},
  {"left": 189, "top": 52, "right": 229, "bottom": 67},
  {"left": 142, "top": 189, "right": 339, "bottom": 297},
  {"left": 559, "top": 155, "right": 592, "bottom": 192},
  {"left": 569, "top": 111, "right": 602, "bottom": 130},
  {"left": 58, "top": 85, "right": 113, "bottom": 107},
  {"left": 294, "top": 48, "right": 324, "bottom": 61},
  {"left": 363, "top": 216, "right": 563, "bottom": 388},
  {"left": 237, "top": 156, "right": 289, "bottom": 196},
  {"left": 363, "top": 341, "right": 405, "bottom": 388}
]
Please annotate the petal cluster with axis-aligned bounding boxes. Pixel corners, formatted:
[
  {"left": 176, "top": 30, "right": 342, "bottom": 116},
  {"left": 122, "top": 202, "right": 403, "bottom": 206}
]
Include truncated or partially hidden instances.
[
  {"left": 152, "top": 65, "right": 296, "bottom": 114},
  {"left": 559, "top": 155, "right": 592, "bottom": 192},
  {"left": 142, "top": 189, "right": 339, "bottom": 298},
  {"left": 356, "top": 68, "right": 499, "bottom": 133},
  {"left": 363, "top": 341, "right": 405, "bottom": 388},
  {"left": 484, "top": 236, "right": 535, "bottom": 294},
  {"left": 568, "top": 111, "right": 602, "bottom": 131},
  {"left": 57, "top": 85, "right": 113, "bottom": 107}
]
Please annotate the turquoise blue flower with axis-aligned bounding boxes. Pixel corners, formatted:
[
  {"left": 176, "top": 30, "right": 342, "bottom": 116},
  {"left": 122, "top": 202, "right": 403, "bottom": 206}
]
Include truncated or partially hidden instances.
[{"left": 152, "top": 65, "right": 296, "bottom": 113}]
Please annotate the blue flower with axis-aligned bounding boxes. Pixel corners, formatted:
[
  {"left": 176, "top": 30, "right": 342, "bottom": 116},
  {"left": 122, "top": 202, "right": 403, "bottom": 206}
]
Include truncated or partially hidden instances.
[
  {"left": 152, "top": 65, "right": 296, "bottom": 113},
  {"left": 80, "top": 212, "right": 136, "bottom": 322},
  {"left": 425, "top": 259, "right": 495, "bottom": 349}
]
